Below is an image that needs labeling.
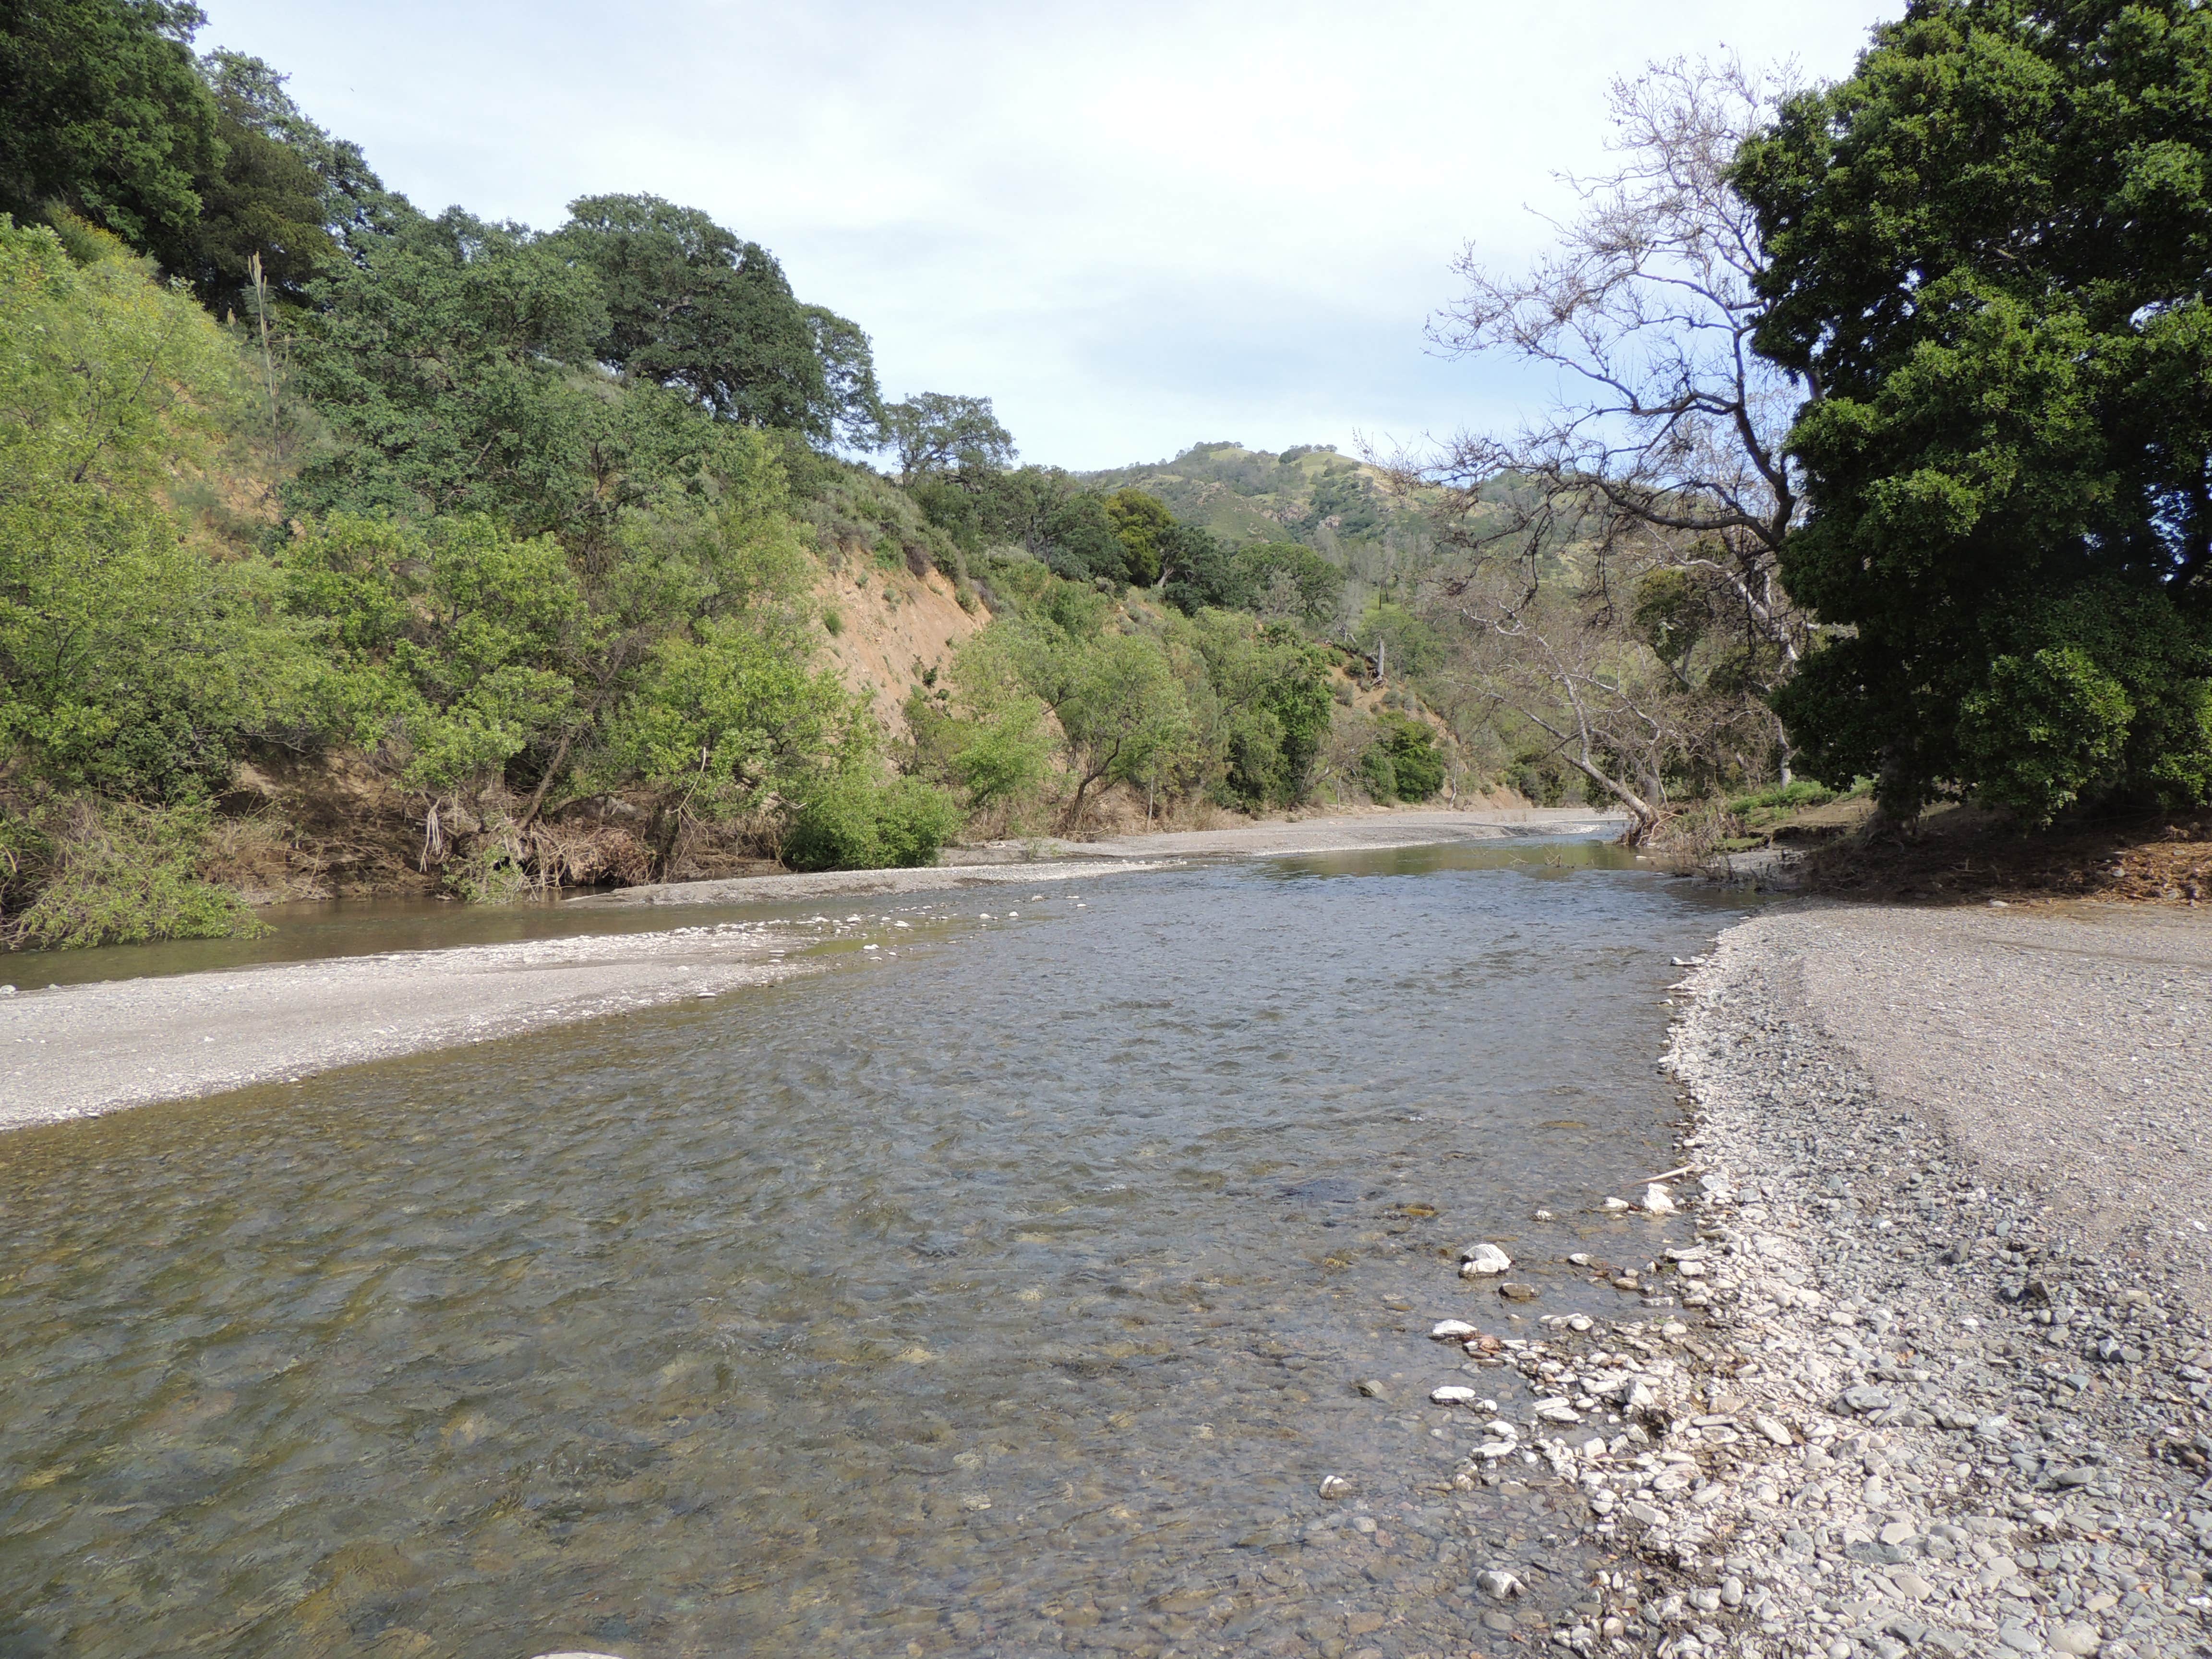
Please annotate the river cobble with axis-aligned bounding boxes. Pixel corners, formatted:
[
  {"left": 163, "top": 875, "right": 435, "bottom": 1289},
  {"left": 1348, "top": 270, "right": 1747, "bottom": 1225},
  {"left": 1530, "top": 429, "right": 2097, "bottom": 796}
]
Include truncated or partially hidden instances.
[{"left": 1413, "top": 910, "right": 2212, "bottom": 1658}]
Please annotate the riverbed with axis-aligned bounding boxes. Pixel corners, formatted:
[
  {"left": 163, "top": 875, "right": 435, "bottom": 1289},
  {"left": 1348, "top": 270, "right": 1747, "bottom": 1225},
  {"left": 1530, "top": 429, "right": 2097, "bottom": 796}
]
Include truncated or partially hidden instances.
[{"left": 0, "top": 840, "right": 1747, "bottom": 1659}]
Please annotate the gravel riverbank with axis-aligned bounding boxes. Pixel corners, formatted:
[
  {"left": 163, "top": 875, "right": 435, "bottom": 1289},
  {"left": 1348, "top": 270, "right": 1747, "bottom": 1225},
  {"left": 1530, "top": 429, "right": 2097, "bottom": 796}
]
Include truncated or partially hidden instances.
[
  {"left": 1424, "top": 903, "right": 2212, "bottom": 1658},
  {"left": 0, "top": 923, "right": 812, "bottom": 1129}
]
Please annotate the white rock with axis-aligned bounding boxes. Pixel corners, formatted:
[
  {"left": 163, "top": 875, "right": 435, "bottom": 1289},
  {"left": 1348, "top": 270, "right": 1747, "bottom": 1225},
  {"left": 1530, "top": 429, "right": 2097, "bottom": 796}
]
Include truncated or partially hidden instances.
[
  {"left": 1534, "top": 1398, "right": 1582, "bottom": 1423},
  {"left": 1318, "top": 1474, "right": 1353, "bottom": 1499},
  {"left": 2051, "top": 1625, "right": 2102, "bottom": 1656},
  {"left": 1642, "top": 1184, "right": 1677, "bottom": 1214},
  {"left": 1476, "top": 1569, "right": 1524, "bottom": 1598},
  {"left": 1461, "top": 1242, "right": 1514, "bottom": 1275},
  {"left": 1603, "top": 1197, "right": 1632, "bottom": 1212},
  {"left": 1430, "top": 1319, "right": 1479, "bottom": 1339},
  {"left": 1430, "top": 1385, "right": 1479, "bottom": 1405}
]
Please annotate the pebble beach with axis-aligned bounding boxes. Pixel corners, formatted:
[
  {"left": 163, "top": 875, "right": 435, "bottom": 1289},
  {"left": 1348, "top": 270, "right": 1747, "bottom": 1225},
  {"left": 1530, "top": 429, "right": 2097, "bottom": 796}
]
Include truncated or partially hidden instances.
[{"left": 1420, "top": 903, "right": 2212, "bottom": 1659}]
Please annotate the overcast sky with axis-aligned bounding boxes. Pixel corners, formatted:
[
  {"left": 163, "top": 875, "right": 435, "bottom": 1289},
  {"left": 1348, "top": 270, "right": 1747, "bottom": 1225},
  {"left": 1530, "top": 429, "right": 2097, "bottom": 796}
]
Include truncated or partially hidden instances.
[{"left": 195, "top": 0, "right": 1900, "bottom": 471}]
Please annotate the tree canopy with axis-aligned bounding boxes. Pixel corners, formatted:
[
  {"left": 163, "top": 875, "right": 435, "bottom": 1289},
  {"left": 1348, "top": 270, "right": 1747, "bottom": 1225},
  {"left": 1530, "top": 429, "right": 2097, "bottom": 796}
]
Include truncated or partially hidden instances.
[
  {"left": 560, "top": 193, "right": 878, "bottom": 444},
  {"left": 1740, "top": 0, "right": 2212, "bottom": 820},
  {"left": 0, "top": 0, "right": 217, "bottom": 269}
]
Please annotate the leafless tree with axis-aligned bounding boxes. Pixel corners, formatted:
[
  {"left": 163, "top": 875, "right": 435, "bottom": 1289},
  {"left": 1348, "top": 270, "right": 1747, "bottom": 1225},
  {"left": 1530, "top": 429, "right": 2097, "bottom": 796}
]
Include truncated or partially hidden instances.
[
  {"left": 1389, "top": 57, "right": 1816, "bottom": 810},
  {"left": 1444, "top": 568, "right": 1761, "bottom": 841}
]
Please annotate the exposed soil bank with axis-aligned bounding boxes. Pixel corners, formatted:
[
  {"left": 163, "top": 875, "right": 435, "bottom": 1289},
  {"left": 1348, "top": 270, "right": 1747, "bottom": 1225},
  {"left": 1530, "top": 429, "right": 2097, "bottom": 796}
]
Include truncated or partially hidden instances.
[
  {"left": 1439, "top": 903, "right": 2212, "bottom": 1655},
  {"left": 576, "top": 806, "right": 1623, "bottom": 907}
]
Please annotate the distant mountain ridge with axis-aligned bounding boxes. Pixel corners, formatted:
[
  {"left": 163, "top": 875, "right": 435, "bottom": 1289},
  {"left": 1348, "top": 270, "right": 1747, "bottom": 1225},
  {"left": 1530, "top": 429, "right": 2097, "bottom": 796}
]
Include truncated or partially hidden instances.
[{"left": 1077, "top": 441, "right": 1426, "bottom": 553}]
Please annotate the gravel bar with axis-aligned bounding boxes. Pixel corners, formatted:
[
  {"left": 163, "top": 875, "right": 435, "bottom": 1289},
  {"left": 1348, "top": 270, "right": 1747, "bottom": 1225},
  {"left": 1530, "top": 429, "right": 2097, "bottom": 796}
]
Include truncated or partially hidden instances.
[
  {"left": 0, "top": 923, "right": 810, "bottom": 1129},
  {"left": 1419, "top": 903, "right": 2212, "bottom": 1659}
]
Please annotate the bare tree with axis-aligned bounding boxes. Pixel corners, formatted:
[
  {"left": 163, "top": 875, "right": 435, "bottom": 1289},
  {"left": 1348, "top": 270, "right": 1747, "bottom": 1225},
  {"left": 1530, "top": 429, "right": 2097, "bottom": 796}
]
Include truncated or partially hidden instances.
[{"left": 1393, "top": 57, "right": 1815, "bottom": 807}]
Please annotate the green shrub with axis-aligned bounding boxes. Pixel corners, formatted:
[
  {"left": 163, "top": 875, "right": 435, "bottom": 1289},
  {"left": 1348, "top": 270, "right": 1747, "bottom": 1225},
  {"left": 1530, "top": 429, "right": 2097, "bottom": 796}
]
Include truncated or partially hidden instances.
[
  {"left": 782, "top": 776, "right": 963, "bottom": 871},
  {"left": 874, "top": 777, "right": 965, "bottom": 866},
  {"left": 821, "top": 603, "right": 844, "bottom": 637},
  {"left": 1373, "top": 716, "right": 1443, "bottom": 801},
  {"left": 1724, "top": 779, "right": 1836, "bottom": 817},
  {"left": 1358, "top": 745, "right": 1398, "bottom": 803},
  {"left": 6, "top": 799, "right": 267, "bottom": 950}
]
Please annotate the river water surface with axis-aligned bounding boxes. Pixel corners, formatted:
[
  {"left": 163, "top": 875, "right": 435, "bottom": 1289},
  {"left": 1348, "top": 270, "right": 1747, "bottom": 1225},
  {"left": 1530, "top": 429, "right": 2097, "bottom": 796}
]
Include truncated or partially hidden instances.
[{"left": 0, "top": 842, "right": 1747, "bottom": 1659}]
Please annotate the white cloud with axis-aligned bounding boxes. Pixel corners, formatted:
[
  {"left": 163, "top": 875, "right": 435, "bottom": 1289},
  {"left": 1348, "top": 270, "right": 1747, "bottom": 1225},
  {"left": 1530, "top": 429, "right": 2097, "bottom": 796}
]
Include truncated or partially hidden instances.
[{"left": 198, "top": 0, "right": 1900, "bottom": 468}]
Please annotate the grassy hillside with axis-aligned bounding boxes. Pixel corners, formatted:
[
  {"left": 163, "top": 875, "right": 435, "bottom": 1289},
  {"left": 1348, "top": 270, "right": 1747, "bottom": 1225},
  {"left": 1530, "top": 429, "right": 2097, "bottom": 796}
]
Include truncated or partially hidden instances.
[{"left": 1080, "top": 442, "right": 1426, "bottom": 549}]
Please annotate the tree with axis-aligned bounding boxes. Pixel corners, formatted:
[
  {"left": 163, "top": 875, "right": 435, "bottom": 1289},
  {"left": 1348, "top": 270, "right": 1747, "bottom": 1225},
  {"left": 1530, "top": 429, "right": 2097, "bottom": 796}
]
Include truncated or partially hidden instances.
[
  {"left": 0, "top": 0, "right": 219, "bottom": 270},
  {"left": 561, "top": 193, "right": 855, "bottom": 440},
  {"left": 1233, "top": 541, "right": 1343, "bottom": 627},
  {"left": 1158, "top": 521, "right": 1242, "bottom": 612},
  {"left": 289, "top": 208, "right": 612, "bottom": 530},
  {"left": 1737, "top": 0, "right": 2212, "bottom": 820},
  {"left": 881, "top": 391, "right": 1016, "bottom": 482},
  {"left": 0, "top": 218, "right": 312, "bottom": 803},
  {"left": 1411, "top": 57, "right": 1812, "bottom": 810},
  {"left": 1103, "top": 488, "right": 1173, "bottom": 587},
  {"left": 1180, "top": 612, "right": 1334, "bottom": 805},
  {"left": 802, "top": 303, "right": 885, "bottom": 449},
  {"left": 182, "top": 51, "right": 388, "bottom": 317}
]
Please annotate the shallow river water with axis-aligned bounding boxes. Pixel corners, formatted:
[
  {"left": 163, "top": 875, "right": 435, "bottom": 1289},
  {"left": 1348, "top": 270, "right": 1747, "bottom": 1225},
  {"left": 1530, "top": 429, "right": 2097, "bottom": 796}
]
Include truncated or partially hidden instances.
[{"left": 0, "top": 842, "right": 1748, "bottom": 1659}]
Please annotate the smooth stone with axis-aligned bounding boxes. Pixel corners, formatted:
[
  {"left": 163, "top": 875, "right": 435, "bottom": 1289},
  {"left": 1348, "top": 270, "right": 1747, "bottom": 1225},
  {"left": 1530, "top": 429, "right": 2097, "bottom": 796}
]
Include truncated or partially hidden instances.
[
  {"left": 1431, "top": 1320, "right": 1479, "bottom": 1339},
  {"left": 1461, "top": 1243, "right": 1514, "bottom": 1276},
  {"left": 1498, "top": 1282, "right": 1540, "bottom": 1301},
  {"left": 1642, "top": 1184, "right": 1677, "bottom": 1214},
  {"left": 1431, "top": 1385, "right": 1479, "bottom": 1405},
  {"left": 2051, "top": 1626, "right": 2102, "bottom": 1657},
  {"left": 1318, "top": 1475, "right": 1353, "bottom": 1499}
]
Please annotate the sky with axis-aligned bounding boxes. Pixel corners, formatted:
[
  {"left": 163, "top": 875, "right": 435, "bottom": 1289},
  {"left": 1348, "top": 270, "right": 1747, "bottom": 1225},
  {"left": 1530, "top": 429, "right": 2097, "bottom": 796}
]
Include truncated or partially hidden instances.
[{"left": 195, "top": 0, "right": 1902, "bottom": 471}]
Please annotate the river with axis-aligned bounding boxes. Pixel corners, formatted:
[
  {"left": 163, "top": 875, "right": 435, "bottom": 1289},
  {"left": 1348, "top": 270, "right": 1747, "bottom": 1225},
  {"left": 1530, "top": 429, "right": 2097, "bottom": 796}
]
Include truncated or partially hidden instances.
[{"left": 0, "top": 841, "right": 1749, "bottom": 1658}]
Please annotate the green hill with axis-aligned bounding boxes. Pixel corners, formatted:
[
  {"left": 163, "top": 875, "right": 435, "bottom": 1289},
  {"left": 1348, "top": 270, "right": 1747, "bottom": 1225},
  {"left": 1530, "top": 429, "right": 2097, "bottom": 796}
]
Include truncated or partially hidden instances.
[{"left": 1078, "top": 442, "right": 1429, "bottom": 553}]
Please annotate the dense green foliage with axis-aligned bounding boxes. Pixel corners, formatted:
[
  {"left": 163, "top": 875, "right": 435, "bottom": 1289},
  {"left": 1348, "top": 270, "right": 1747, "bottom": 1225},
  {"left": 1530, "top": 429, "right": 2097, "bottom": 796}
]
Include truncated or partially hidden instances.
[
  {"left": 781, "top": 774, "right": 965, "bottom": 872},
  {"left": 0, "top": 0, "right": 1484, "bottom": 947},
  {"left": 0, "top": 0, "right": 217, "bottom": 269},
  {"left": 561, "top": 193, "right": 880, "bottom": 445},
  {"left": 917, "top": 581, "right": 1342, "bottom": 826},
  {"left": 0, "top": 221, "right": 308, "bottom": 804},
  {"left": 1740, "top": 0, "right": 2212, "bottom": 820}
]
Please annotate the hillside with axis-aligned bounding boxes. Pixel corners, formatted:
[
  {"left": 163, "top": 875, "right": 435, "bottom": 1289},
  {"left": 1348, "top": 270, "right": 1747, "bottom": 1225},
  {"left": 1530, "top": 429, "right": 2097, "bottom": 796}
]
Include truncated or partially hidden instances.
[
  {"left": 1079, "top": 442, "right": 1431, "bottom": 555},
  {"left": 816, "top": 563, "right": 987, "bottom": 739}
]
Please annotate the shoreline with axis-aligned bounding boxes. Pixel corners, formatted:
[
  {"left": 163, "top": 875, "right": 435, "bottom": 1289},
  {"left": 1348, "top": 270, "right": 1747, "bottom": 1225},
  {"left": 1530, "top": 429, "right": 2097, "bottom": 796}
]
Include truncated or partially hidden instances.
[
  {"left": 1429, "top": 903, "right": 2212, "bottom": 1656},
  {"left": 0, "top": 923, "right": 815, "bottom": 1131},
  {"left": 572, "top": 805, "right": 1622, "bottom": 906},
  {"left": 0, "top": 809, "right": 1616, "bottom": 1132}
]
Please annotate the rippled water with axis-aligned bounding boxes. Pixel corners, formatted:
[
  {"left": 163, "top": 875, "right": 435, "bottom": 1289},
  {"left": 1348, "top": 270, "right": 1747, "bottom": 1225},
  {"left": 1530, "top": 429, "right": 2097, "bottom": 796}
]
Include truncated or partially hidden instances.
[{"left": 0, "top": 842, "right": 1748, "bottom": 1659}]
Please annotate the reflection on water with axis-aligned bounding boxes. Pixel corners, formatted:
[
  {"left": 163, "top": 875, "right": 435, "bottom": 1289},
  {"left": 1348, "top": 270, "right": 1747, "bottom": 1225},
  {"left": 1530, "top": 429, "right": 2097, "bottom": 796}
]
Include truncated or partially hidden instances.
[{"left": 0, "top": 843, "right": 1747, "bottom": 1658}]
